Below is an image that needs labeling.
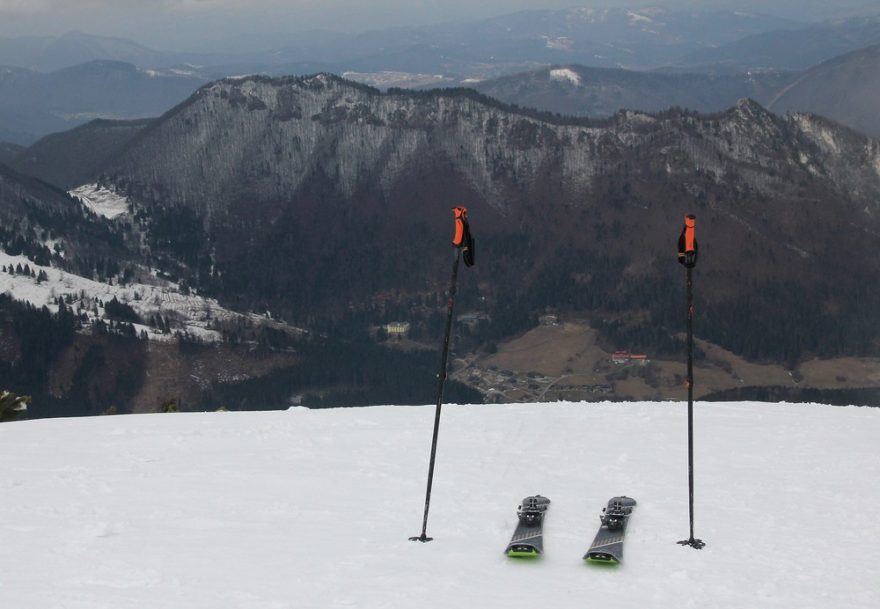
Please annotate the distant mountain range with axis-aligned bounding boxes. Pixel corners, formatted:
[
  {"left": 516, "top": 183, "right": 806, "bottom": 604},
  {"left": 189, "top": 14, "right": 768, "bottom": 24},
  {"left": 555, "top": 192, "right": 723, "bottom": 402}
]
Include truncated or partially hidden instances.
[
  {"left": 0, "top": 30, "right": 192, "bottom": 72},
  {"left": 1, "top": 10, "right": 879, "bottom": 147},
  {"left": 0, "top": 60, "right": 206, "bottom": 144},
  {"left": 470, "top": 40, "right": 880, "bottom": 137},
  {"left": 249, "top": 7, "right": 799, "bottom": 76},
  {"left": 677, "top": 14, "right": 880, "bottom": 70},
  {"left": 766, "top": 43, "right": 880, "bottom": 137},
  {"left": 471, "top": 65, "right": 796, "bottom": 118},
  {"left": 3, "top": 10, "right": 877, "bottom": 79}
]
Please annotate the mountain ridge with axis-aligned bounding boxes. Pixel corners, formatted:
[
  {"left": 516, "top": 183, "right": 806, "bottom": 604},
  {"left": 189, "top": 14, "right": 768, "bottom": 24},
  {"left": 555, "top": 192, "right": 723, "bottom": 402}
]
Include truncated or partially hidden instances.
[
  {"left": 100, "top": 75, "right": 880, "bottom": 217},
  {"left": 73, "top": 74, "right": 880, "bottom": 367}
]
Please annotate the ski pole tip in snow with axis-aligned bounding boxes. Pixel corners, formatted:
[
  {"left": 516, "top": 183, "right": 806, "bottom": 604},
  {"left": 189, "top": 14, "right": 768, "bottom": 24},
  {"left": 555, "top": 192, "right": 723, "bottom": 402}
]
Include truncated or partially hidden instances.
[{"left": 677, "top": 537, "right": 706, "bottom": 550}]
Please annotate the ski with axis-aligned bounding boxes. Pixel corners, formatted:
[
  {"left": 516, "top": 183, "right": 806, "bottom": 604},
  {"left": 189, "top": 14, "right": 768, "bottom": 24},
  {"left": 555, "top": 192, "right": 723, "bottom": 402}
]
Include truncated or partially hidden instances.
[
  {"left": 506, "top": 495, "right": 551, "bottom": 558},
  {"left": 584, "top": 496, "right": 637, "bottom": 564}
]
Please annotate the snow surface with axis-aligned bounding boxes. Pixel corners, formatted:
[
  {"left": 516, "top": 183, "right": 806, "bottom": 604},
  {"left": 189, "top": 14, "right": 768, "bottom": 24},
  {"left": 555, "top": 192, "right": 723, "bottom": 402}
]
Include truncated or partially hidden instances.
[{"left": 0, "top": 400, "right": 877, "bottom": 608}]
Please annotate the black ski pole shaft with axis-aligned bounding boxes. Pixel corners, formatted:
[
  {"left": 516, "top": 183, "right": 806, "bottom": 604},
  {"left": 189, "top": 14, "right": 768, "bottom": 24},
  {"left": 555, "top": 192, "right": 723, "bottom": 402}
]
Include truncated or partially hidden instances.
[
  {"left": 686, "top": 266, "right": 697, "bottom": 542},
  {"left": 411, "top": 247, "right": 462, "bottom": 543},
  {"left": 677, "top": 214, "right": 704, "bottom": 550},
  {"left": 411, "top": 206, "right": 474, "bottom": 543}
]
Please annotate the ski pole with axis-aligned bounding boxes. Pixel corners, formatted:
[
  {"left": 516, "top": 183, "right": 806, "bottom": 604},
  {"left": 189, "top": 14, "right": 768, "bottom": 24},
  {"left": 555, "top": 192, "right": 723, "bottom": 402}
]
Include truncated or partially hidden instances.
[
  {"left": 676, "top": 214, "right": 705, "bottom": 550},
  {"left": 411, "top": 207, "right": 474, "bottom": 543}
]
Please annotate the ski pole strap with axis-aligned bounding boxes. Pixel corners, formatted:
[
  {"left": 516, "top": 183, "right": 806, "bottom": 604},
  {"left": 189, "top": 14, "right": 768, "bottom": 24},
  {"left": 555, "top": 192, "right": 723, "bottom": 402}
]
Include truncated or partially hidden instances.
[
  {"left": 677, "top": 214, "right": 698, "bottom": 268},
  {"left": 452, "top": 206, "right": 475, "bottom": 267}
]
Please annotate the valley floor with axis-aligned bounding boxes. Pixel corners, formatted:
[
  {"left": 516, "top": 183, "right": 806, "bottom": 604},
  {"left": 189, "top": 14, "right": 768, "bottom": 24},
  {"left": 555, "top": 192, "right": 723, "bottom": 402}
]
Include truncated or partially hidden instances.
[
  {"left": 455, "top": 321, "right": 880, "bottom": 403},
  {"left": 0, "top": 401, "right": 877, "bottom": 608}
]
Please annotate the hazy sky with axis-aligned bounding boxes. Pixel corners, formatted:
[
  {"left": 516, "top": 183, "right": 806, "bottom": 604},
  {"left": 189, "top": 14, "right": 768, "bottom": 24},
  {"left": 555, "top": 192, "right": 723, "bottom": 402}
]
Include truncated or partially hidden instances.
[{"left": 0, "top": 0, "right": 877, "bottom": 49}]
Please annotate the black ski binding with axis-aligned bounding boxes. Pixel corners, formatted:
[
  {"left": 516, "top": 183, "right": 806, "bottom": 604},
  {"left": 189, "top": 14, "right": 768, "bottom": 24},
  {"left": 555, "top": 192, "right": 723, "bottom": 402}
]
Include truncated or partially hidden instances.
[
  {"left": 600, "top": 498, "right": 633, "bottom": 531},
  {"left": 517, "top": 495, "right": 550, "bottom": 525}
]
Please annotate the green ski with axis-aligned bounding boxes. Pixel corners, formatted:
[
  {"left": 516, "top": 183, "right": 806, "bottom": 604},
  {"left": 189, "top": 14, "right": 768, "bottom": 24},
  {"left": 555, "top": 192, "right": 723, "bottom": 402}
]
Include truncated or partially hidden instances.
[
  {"left": 584, "top": 496, "right": 637, "bottom": 564},
  {"left": 506, "top": 495, "right": 551, "bottom": 558}
]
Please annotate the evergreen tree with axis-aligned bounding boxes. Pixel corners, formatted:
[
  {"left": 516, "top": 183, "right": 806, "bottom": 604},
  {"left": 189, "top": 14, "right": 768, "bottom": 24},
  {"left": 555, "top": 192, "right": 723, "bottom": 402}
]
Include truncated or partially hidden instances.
[{"left": 0, "top": 390, "right": 30, "bottom": 423}]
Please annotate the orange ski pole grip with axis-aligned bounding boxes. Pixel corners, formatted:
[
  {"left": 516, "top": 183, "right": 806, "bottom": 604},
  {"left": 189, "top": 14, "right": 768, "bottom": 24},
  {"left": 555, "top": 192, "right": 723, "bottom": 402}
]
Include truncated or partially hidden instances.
[
  {"left": 677, "top": 214, "right": 698, "bottom": 268},
  {"left": 684, "top": 215, "right": 696, "bottom": 254},
  {"left": 452, "top": 207, "right": 468, "bottom": 247}
]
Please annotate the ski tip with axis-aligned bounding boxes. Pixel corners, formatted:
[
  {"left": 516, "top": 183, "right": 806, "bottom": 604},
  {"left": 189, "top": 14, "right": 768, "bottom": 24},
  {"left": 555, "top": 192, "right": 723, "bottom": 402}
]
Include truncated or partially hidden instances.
[
  {"left": 507, "top": 550, "right": 541, "bottom": 558},
  {"left": 507, "top": 545, "right": 542, "bottom": 558},
  {"left": 585, "top": 553, "right": 620, "bottom": 565}
]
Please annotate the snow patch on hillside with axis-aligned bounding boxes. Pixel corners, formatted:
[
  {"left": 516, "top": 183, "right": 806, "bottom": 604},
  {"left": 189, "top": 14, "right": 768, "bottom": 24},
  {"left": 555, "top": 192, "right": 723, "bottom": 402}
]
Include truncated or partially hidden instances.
[
  {"left": 69, "top": 184, "right": 131, "bottom": 220},
  {"left": 545, "top": 37, "right": 573, "bottom": 51},
  {"left": 569, "top": 7, "right": 609, "bottom": 23},
  {"left": 627, "top": 10, "right": 653, "bottom": 24},
  {"left": 622, "top": 110, "right": 656, "bottom": 125},
  {"left": 790, "top": 114, "right": 842, "bottom": 155},
  {"left": 0, "top": 401, "right": 877, "bottom": 608},
  {"left": 342, "top": 71, "right": 449, "bottom": 89},
  {"left": 0, "top": 250, "right": 292, "bottom": 342},
  {"left": 550, "top": 68, "right": 581, "bottom": 86},
  {"left": 870, "top": 145, "right": 880, "bottom": 178}
]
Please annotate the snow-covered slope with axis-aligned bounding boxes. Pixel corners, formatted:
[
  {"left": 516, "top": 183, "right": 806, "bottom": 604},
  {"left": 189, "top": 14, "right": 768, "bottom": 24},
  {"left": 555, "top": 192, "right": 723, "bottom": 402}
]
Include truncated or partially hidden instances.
[
  {"left": 69, "top": 183, "right": 132, "bottom": 220},
  {"left": 0, "top": 250, "right": 279, "bottom": 342},
  {"left": 0, "top": 249, "right": 219, "bottom": 340},
  {"left": 0, "top": 401, "right": 877, "bottom": 608}
]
